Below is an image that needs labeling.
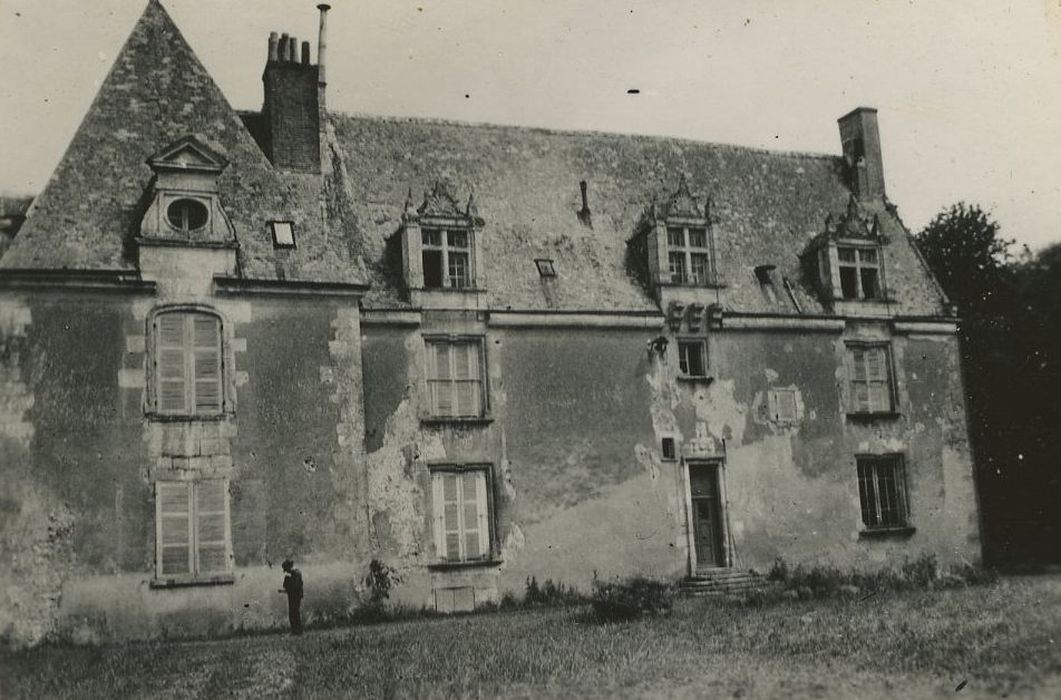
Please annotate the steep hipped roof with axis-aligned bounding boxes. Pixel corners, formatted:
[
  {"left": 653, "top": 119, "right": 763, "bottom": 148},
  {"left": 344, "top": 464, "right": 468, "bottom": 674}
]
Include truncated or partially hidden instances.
[
  {"left": 1, "top": 0, "right": 364, "bottom": 284},
  {"left": 335, "top": 115, "right": 944, "bottom": 315},
  {"left": 1, "top": 1, "right": 946, "bottom": 316}
]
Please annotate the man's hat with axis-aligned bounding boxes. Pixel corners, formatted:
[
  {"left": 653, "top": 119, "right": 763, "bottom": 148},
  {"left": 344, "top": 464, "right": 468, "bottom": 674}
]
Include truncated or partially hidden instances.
[{"left": 282, "top": 559, "right": 294, "bottom": 571}]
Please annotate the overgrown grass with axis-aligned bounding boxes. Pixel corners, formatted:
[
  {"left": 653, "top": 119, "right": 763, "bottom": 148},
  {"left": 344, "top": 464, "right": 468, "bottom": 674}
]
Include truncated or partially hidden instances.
[{"left": 2, "top": 576, "right": 1057, "bottom": 699}]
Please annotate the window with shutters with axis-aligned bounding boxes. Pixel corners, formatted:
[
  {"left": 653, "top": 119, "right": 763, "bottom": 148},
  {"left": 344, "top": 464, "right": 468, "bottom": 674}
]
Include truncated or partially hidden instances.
[
  {"left": 767, "top": 388, "right": 799, "bottom": 423},
  {"left": 154, "top": 479, "right": 232, "bottom": 583},
  {"left": 856, "top": 455, "right": 910, "bottom": 531},
  {"left": 424, "top": 336, "right": 487, "bottom": 420},
  {"left": 847, "top": 343, "right": 895, "bottom": 415},
  {"left": 151, "top": 309, "right": 225, "bottom": 417},
  {"left": 431, "top": 467, "right": 493, "bottom": 564}
]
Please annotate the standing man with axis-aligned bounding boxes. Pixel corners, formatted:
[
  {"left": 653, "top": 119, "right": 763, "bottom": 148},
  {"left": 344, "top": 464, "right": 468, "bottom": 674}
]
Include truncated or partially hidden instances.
[{"left": 278, "top": 559, "right": 303, "bottom": 635}]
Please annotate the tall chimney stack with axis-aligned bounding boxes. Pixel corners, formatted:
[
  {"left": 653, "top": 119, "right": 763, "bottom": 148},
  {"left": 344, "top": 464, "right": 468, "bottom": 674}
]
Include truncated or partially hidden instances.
[
  {"left": 268, "top": 32, "right": 279, "bottom": 62},
  {"left": 317, "top": 4, "right": 331, "bottom": 85},
  {"left": 301, "top": 41, "right": 311, "bottom": 65},
  {"left": 279, "top": 32, "right": 290, "bottom": 62},
  {"left": 837, "top": 107, "right": 886, "bottom": 200}
]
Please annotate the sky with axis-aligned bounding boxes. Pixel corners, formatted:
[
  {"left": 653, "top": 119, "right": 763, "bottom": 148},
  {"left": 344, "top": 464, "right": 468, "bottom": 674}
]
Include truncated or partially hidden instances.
[{"left": 1, "top": 0, "right": 1059, "bottom": 251}]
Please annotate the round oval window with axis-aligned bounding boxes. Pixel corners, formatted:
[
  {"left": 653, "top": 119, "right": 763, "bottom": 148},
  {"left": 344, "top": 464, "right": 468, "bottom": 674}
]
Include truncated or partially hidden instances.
[{"left": 166, "top": 198, "right": 209, "bottom": 232}]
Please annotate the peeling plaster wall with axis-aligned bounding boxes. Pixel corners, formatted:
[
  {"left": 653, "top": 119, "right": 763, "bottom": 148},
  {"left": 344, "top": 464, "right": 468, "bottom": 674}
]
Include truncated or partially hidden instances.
[
  {"left": 0, "top": 288, "right": 370, "bottom": 646},
  {"left": 360, "top": 320, "right": 979, "bottom": 608}
]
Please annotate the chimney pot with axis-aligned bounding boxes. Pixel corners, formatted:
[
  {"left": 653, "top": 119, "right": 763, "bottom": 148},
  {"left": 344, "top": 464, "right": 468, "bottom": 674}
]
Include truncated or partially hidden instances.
[
  {"left": 268, "top": 32, "right": 279, "bottom": 63},
  {"left": 288, "top": 37, "right": 298, "bottom": 63},
  {"left": 317, "top": 4, "right": 331, "bottom": 84},
  {"left": 279, "top": 33, "right": 290, "bottom": 62},
  {"left": 301, "top": 41, "right": 311, "bottom": 65}
]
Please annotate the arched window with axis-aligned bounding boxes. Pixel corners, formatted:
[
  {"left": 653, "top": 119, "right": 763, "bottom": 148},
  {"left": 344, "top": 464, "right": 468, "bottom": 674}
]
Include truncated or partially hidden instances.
[{"left": 152, "top": 309, "right": 224, "bottom": 415}]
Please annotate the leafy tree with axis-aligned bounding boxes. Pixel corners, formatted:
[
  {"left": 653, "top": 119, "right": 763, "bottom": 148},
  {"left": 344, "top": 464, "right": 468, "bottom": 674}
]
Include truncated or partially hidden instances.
[{"left": 915, "top": 205, "right": 1059, "bottom": 564}]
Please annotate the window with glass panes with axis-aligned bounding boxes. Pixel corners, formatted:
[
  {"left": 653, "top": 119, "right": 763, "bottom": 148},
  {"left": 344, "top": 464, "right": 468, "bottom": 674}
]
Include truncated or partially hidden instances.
[
  {"left": 422, "top": 228, "right": 472, "bottom": 289},
  {"left": 153, "top": 311, "right": 223, "bottom": 415},
  {"left": 837, "top": 246, "right": 881, "bottom": 299},
  {"left": 155, "top": 479, "right": 231, "bottom": 580},
  {"left": 856, "top": 455, "right": 908, "bottom": 529},
  {"left": 425, "top": 338, "right": 485, "bottom": 418},
  {"left": 667, "top": 226, "right": 710, "bottom": 285},
  {"left": 678, "top": 339, "right": 707, "bottom": 377},
  {"left": 432, "top": 468, "right": 491, "bottom": 563},
  {"left": 848, "top": 344, "right": 894, "bottom": 414}
]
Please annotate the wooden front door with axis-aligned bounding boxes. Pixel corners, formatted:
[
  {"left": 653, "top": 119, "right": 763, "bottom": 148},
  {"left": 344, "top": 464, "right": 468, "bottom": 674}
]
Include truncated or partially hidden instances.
[{"left": 690, "top": 463, "right": 725, "bottom": 569}]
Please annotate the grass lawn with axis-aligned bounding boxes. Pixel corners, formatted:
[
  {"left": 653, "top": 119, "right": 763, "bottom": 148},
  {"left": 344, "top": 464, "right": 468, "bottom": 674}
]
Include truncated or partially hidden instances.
[{"left": 2, "top": 575, "right": 1059, "bottom": 699}]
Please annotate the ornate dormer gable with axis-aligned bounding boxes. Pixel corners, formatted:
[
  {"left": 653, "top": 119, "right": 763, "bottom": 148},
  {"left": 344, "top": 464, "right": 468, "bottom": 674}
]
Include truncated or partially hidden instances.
[
  {"left": 396, "top": 181, "right": 485, "bottom": 299},
  {"left": 643, "top": 175, "right": 719, "bottom": 292},
  {"left": 808, "top": 195, "right": 890, "bottom": 304},
  {"left": 139, "top": 135, "right": 236, "bottom": 247}
]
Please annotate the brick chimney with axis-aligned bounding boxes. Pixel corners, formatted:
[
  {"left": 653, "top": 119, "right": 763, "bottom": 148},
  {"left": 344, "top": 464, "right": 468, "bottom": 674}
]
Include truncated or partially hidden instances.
[
  {"left": 837, "top": 107, "right": 885, "bottom": 200},
  {"left": 260, "top": 5, "right": 330, "bottom": 173}
]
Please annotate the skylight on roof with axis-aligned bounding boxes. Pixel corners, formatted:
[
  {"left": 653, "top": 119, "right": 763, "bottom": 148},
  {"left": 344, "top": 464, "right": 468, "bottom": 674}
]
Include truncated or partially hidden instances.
[
  {"left": 271, "top": 221, "right": 295, "bottom": 249},
  {"left": 535, "top": 258, "right": 556, "bottom": 278}
]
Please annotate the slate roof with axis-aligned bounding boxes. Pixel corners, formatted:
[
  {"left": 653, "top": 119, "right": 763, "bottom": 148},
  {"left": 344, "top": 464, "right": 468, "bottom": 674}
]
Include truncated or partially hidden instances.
[
  {"left": 1, "top": 0, "right": 947, "bottom": 317},
  {"left": 1, "top": 0, "right": 364, "bottom": 285}
]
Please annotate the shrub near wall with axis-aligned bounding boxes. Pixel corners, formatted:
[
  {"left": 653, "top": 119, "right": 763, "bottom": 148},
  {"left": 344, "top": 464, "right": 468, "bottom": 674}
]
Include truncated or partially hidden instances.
[{"left": 590, "top": 576, "right": 676, "bottom": 622}]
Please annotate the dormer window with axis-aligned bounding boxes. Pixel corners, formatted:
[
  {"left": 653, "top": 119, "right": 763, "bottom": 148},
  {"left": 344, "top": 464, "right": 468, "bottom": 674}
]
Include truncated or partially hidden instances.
[
  {"left": 422, "top": 228, "right": 471, "bottom": 288},
  {"left": 642, "top": 175, "right": 718, "bottom": 290},
  {"left": 667, "top": 226, "right": 710, "bottom": 284},
  {"left": 810, "top": 197, "right": 888, "bottom": 304},
  {"left": 138, "top": 136, "right": 235, "bottom": 247},
  {"left": 167, "top": 198, "right": 209, "bottom": 234},
  {"left": 394, "top": 182, "right": 484, "bottom": 299},
  {"left": 837, "top": 245, "right": 881, "bottom": 300}
]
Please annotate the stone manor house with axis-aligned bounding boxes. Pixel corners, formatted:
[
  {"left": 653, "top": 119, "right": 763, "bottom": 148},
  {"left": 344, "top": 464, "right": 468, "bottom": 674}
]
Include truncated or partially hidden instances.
[{"left": 0, "top": 1, "right": 981, "bottom": 645}]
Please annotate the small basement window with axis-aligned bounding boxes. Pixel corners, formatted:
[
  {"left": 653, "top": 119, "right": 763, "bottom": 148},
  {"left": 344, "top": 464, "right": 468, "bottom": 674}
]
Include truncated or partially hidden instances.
[
  {"left": 166, "top": 198, "right": 209, "bottom": 233},
  {"left": 678, "top": 340, "right": 708, "bottom": 377},
  {"left": 534, "top": 259, "right": 556, "bottom": 278},
  {"left": 270, "top": 221, "right": 295, "bottom": 248}
]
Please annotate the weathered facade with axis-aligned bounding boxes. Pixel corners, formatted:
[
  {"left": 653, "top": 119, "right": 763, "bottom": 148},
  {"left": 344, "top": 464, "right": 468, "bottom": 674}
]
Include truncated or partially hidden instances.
[{"left": 0, "top": 1, "right": 981, "bottom": 646}]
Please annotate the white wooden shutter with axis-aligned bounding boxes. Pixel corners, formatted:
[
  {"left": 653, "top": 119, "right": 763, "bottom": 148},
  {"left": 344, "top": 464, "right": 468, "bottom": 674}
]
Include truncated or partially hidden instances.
[
  {"left": 441, "top": 473, "right": 461, "bottom": 561},
  {"left": 195, "top": 480, "right": 229, "bottom": 575},
  {"left": 430, "top": 343, "right": 454, "bottom": 416},
  {"left": 460, "top": 472, "right": 481, "bottom": 560},
  {"left": 851, "top": 348, "right": 871, "bottom": 412},
  {"left": 156, "top": 314, "right": 188, "bottom": 413},
  {"left": 475, "top": 471, "right": 490, "bottom": 559},
  {"left": 157, "top": 482, "right": 192, "bottom": 576},
  {"left": 865, "top": 347, "right": 890, "bottom": 412},
  {"left": 432, "top": 472, "right": 447, "bottom": 559},
  {"left": 192, "top": 315, "right": 222, "bottom": 413},
  {"left": 453, "top": 343, "right": 481, "bottom": 416}
]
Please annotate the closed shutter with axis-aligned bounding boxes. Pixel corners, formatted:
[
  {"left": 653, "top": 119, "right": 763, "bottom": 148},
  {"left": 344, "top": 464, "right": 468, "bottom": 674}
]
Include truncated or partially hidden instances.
[
  {"left": 460, "top": 472, "right": 482, "bottom": 560},
  {"left": 157, "top": 482, "right": 192, "bottom": 576},
  {"left": 440, "top": 472, "right": 461, "bottom": 561},
  {"left": 453, "top": 343, "right": 481, "bottom": 417},
  {"left": 196, "top": 479, "right": 229, "bottom": 575},
  {"left": 429, "top": 343, "right": 454, "bottom": 416},
  {"left": 864, "top": 347, "right": 891, "bottom": 412},
  {"left": 851, "top": 348, "right": 871, "bottom": 412},
  {"left": 156, "top": 314, "right": 188, "bottom": 413},
  {"left": 192, "top": 315, "right": 222, "bottom": 413}
]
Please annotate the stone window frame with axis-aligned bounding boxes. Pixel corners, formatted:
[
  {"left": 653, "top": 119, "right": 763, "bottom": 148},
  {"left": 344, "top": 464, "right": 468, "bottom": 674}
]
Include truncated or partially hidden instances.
[
  {"left": 270, "top": 220, "right": 296, "bottom": 249},
  {"left": 845, "top": 341, "right": 898, "bottom": 417},
  {"left": 421, "top": 226, "right": 473, "bottom": 289},
  {"left": 428, "top": 463, "right": 498, "bottom": 567},
  {"left": 666, "top": 225, "right": 712, "bottom": 285},
  {"left": 152, "top": 477, "right": 234, "bottom": 587},
  {"left": 421, "top": 334, "right": 491, "bottom": 423},
  {"left": 818, "top": 239, "right": 888, "bottom": 302},
  {"left": 855, "top": 453, "right": 913, "bottom": 535},
  {"left": 146, "top": 305, "right": 235, "bottom": 420}
]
